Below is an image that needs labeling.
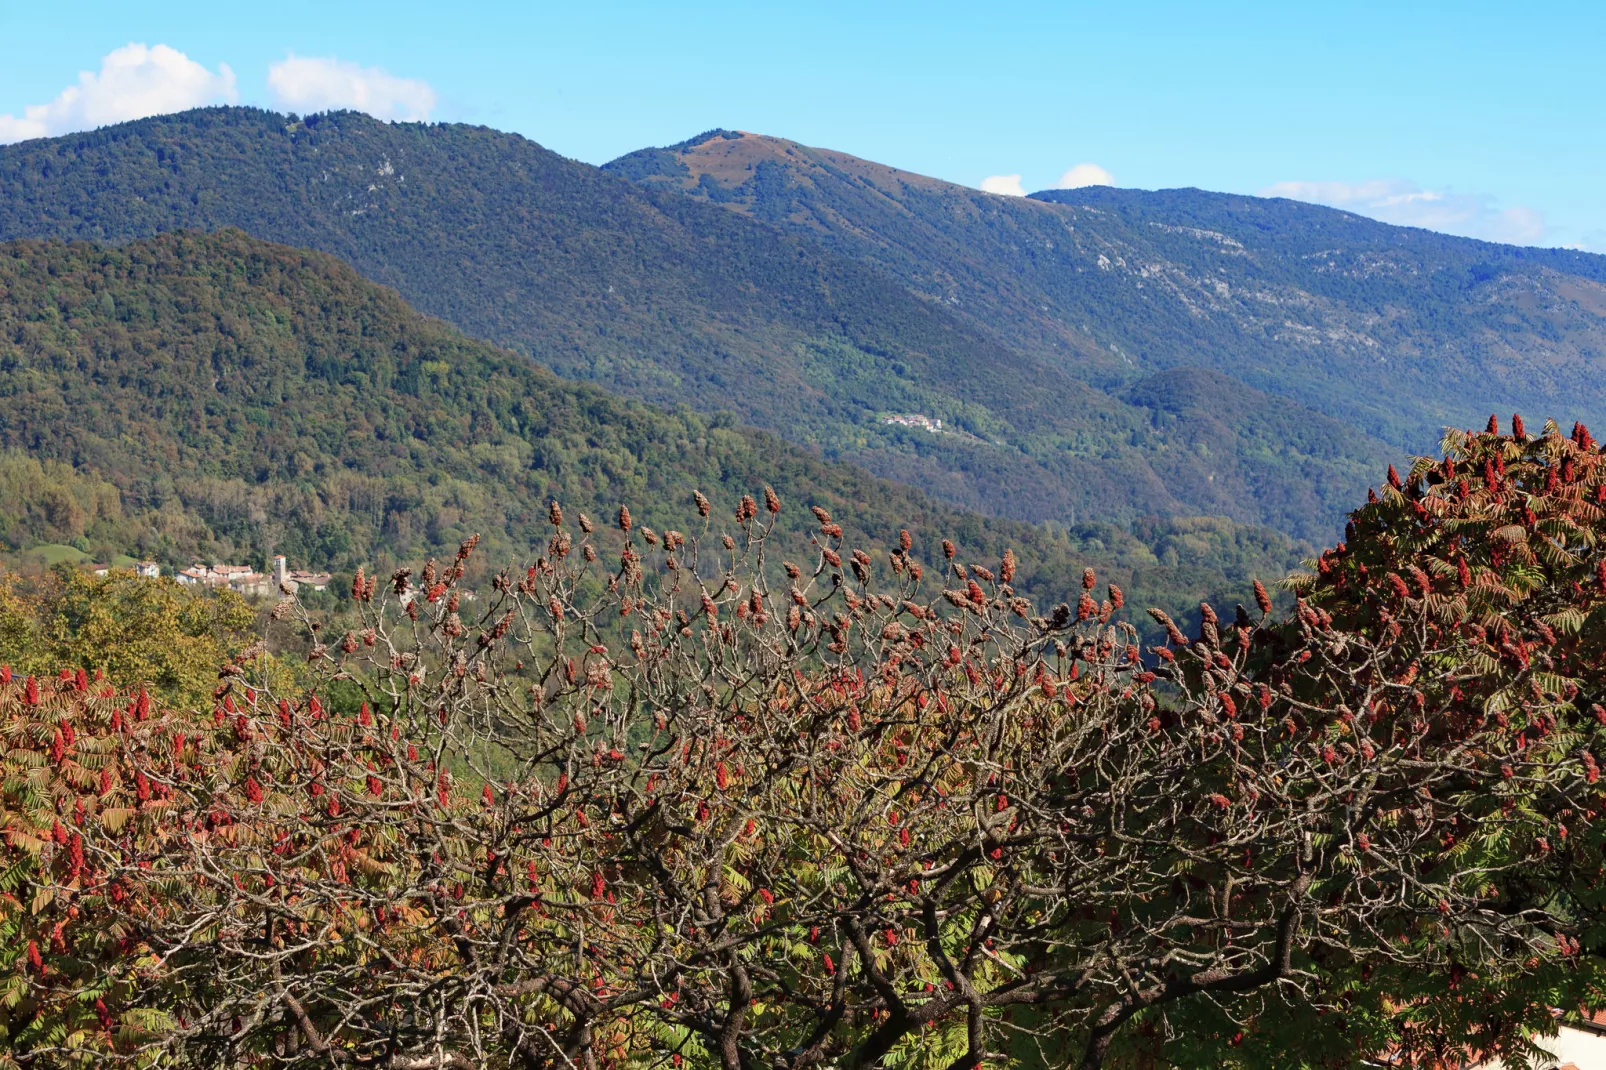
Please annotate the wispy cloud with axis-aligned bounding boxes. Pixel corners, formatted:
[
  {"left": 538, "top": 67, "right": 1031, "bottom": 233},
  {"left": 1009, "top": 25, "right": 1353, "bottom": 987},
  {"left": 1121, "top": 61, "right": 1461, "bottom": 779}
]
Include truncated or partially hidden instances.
[
  {"left": 1261, "top": 178, "right": 1547, "bottom": 246},
  {"left": 0, "top": 43, "right": 236, "bottom": 144},
  {"left": 982, "top": 163, "right": 1114, "bottom": 197},
  {"left": 980, "top": 173, "right": 1027, "bottom": 197},
  {"left": 267, "top": 55, "right": 436, "bottom": 122},
  {"left": 1055, "top": 163, "right": 1114, "bottom": 189}
]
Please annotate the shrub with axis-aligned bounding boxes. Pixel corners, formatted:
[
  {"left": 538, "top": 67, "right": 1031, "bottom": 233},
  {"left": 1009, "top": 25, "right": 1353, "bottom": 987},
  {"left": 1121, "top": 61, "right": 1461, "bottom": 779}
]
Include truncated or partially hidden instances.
[
  {"left": 6, "top": 440, "right": 1606, "bottom": 1068},
  {"left": 0, "top": 671, "right": 216, "bottom": 1066}
]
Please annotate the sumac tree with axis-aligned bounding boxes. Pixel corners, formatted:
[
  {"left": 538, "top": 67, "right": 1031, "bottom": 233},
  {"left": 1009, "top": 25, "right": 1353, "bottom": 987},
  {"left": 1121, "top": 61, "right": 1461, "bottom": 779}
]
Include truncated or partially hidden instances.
[{"left": 6, "top": 433, "right": 1606, "bottom": 1068}]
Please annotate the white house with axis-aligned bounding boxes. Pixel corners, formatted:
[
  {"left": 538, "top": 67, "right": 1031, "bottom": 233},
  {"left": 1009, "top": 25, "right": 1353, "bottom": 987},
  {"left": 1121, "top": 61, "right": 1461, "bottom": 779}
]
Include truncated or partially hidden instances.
[
  {"left": 1474, "top": 1016, "right": 1606, "bottom": 1068},
  {"left": 1420, "top": 1011, "right": 1606, "bottom": 1070},
  {"left": 89, "top": 560, "right": 162, "bottom": 578}
]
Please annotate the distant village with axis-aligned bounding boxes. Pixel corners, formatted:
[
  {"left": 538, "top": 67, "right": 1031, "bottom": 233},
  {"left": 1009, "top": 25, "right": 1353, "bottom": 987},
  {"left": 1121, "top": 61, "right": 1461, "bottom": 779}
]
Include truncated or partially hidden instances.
[
  {"left": 90, "top": 555, "right": 332, "bottom": 596},
  {"left": 882, "top": 413, "right": 945, "bottom": 433}
]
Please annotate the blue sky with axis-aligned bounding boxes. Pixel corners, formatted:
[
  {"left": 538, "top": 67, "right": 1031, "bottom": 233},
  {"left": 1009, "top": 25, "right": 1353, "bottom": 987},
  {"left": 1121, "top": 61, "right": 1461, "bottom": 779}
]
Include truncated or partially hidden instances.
[{"left": 3, "top": 0, "right": 1603, "bottom": 249}]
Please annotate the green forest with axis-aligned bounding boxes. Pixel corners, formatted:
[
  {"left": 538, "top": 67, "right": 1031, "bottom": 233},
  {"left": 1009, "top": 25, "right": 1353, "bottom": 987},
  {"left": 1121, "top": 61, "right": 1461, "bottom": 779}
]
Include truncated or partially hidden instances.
[
  {"left": 0, "top": 230, "right": 1303, "bottom": 634},
  {"left": 0, "top": 107, "right": 1402, "bottom": 542}
]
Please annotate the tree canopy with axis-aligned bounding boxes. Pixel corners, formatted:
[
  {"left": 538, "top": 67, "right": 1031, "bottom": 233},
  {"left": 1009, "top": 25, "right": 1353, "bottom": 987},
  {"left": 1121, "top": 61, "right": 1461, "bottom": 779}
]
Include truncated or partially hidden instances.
[
  {"left": 8, "top": 421, "right": 1606, "bottom": 1068},
  {"left": 0, "top": 229, "right": 1303, "bottom": 640},
  {"left": 0, "top": 106, "right": 1409, "bottom": 542}
]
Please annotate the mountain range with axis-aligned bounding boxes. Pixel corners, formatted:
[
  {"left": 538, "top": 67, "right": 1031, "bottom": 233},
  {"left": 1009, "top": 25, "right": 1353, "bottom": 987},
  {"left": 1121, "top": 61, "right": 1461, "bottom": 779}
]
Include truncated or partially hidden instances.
[
  {"left": 610, "top": 129, "right": 1606, "bottom": 449},
  {"left": 0, "top": 107, "right": 1598, "bottom": 573},
  {"left": 0, "top": 107, "right": 1407, "bottom": 543}
]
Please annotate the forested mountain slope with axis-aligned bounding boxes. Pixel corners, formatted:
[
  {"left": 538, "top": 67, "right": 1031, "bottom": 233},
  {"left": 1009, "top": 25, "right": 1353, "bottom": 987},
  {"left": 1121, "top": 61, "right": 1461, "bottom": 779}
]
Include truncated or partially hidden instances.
[
  {"left": 0, "top": 107, "right": 1389, "bottom": 540},
  {"left": 0, "top": 230, "right": 1304, "bottom": 624},
  {"left": 607, "top": 129, "right": 1606, "bottom": 450}
]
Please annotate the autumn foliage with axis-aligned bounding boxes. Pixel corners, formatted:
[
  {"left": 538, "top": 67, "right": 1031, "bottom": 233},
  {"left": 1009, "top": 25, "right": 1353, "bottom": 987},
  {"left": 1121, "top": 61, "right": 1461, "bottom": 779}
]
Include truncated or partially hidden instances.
[
  {"left": 7, "top": 419, "right": 1606, "bottom": 1068},
  {"left": 0, "top": 670, "right": 215, "bottom": 1061}
]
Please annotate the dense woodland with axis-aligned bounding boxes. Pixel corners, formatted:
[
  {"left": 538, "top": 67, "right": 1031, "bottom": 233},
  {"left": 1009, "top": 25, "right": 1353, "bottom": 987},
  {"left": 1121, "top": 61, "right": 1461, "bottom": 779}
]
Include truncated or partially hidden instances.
[
  {"left": 0, "top": 231, "right": 1303, "bottom": 636},
  {"left": 0, "top": 453, "right": 125, "bottom": 554},
  {"left": 0, "top": 107, "right": 1404, "bottom": 542}
]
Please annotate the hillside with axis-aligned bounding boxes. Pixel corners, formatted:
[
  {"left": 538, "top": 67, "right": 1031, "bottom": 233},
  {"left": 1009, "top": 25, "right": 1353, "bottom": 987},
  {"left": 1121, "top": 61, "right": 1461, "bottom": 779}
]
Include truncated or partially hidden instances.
[
  {"left": 0, "top": 229, "right": 1305, "bottom": 626},
  {"left": 606, "top": 129, "right": 1606, "bottom": 450},
  {"left": 0, "top": 107, "right": 1390, "bottom": 541}
]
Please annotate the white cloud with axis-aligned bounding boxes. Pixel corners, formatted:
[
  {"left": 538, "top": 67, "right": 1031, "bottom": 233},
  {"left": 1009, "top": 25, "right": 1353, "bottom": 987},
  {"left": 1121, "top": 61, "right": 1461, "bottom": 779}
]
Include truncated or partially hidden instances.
[
  {"left": 267, "top": 55, "right": 436, "bottom": 122},
  {"left": 980, "top": 174, "right": 1027, "bottom": 197},
  {"left": 980, "top": 163, "right": 1114, "bottom": 198},
  {"left": 1260, "top": 178, "right": 1548, "bottom": 246},
  {"left": 0, "top": 43, "right": 236, "bottom": 144},
  {"left": 1055, "top": 162, "right": 1114, "bottom": 189}
]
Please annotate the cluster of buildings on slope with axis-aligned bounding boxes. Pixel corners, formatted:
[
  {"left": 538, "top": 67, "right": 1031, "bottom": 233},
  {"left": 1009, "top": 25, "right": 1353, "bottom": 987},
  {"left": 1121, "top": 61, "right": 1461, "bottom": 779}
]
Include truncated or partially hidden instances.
[
  {"left": 882, "top": 413, "right": 945, "bottom": 433},
  {"left": 175, "top": 555, "right": 332, "bottom": 595},
  {"left": 89, "top": 555, "right": 331, "bottom": 595}
]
